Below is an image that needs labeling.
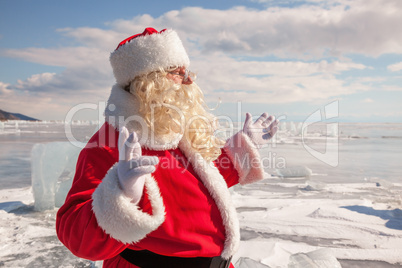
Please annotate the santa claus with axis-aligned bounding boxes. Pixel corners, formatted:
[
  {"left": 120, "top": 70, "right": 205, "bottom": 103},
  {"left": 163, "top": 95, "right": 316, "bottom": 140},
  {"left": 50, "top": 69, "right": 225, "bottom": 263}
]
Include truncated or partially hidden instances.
[{"left": 56, "top": 27, "right": 278, "bottom": 268}]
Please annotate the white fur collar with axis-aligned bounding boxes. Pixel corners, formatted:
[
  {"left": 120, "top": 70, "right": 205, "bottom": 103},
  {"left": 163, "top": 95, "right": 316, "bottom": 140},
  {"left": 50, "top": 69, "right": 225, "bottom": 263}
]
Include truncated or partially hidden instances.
[
  {"left": 178, "top": 138, "right": 240, "bottom": 259},
  {"left": 103, "top": 84, "right": 240, "bottom": 258},
  {"left": 104, "top": 84, "right": 183, "bottom": 150},
  {"left": 93, "top": 139, "right": 240, "bottom": 259}
]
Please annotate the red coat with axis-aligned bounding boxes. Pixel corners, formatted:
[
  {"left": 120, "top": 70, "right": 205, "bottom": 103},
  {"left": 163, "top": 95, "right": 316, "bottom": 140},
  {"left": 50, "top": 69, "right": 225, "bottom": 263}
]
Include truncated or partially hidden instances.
[{"left": 56, "top": 86, "right": 265, "bottom": 267}]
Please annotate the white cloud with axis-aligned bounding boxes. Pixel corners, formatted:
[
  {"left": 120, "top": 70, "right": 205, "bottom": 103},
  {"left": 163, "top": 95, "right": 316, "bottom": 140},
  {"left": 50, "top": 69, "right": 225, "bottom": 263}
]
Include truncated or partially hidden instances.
[
  {"left": 1, "top": 46, "right": 114, "bottom": 93},
  {"left": 2, "top": 46, "right": 109, "bottom": 69},
  {"left": 0, "top": 81, "right": 11, "bottom": 94},
  {"left": 0, "top": 78, "right": 109, "bottom": 120},
  {"left": 3, "top": 1, "right": 400, "bottom": 66},
  {"left": 190, "top": 53, "right": 369, "bottom": 103},
  {"left": 1, "top": 1, "right": 401, "bottom": 119},
  {"left": 97, "top": 1, "right": 402, "bottom": 58},
  {"left": 0, "top": 71, "right": 112, "bottom": 120},
  {"left": 362, "top": 98, "right": 374, "bottom": 103},
  {"left": 15, "top": 73, "right": 56, "bottom": 90},
  {"left": 381, "top": 85, "right": 402, "bottom": 91},
  {"left": 387, "top": 62, "right": 402, "bottom": 72},
  {"left": 56, "top": 27, "right": 123, "bottom": 51},
  {"left": 149, "top": 1, "right": 402, "bottom": 58},
  {"left": 0, "top": 80, "right": 66, "bottom": 120}
]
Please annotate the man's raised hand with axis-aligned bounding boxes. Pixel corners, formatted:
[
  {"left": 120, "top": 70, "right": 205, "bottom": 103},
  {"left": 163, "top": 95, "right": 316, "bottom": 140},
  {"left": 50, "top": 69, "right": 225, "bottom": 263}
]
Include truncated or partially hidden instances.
[
  {"left": 117, "top": 127, "right": 159, "bottom": 203},
  {"left": 243, "top": 112, "right": 279, "bottom": 148}
]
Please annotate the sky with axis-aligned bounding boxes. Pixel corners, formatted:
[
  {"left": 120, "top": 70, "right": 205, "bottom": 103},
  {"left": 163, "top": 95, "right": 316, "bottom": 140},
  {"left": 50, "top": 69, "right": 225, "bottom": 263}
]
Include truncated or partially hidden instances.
[{"left": 1, "top": 0, "right": 402, "bottom": 123}]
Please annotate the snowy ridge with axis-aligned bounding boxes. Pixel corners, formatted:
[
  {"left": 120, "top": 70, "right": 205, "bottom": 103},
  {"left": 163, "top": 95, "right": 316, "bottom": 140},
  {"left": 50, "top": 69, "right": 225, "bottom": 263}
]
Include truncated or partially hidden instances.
[{"left": 1, "top": 122, "right": 402, "bottom": 267}]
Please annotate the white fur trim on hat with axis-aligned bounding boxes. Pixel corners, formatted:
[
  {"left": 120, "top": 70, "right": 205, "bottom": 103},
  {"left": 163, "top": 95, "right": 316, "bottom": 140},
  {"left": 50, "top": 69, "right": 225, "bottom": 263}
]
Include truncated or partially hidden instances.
[
  {"left": 92, "top": 164, "right": 165, "bottom": 244},
  {"left": 224, "top": 131, "right": 265, "bottom": 185},
  {"left": 110, "top": 28, "right": 190, "bottom": 86}
]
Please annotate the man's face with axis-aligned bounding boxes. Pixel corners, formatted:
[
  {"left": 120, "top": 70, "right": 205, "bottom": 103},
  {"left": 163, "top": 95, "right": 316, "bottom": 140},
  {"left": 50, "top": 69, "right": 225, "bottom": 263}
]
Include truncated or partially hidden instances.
[{"left": 166, "top": 67, "right": 193, "bottom": 85}]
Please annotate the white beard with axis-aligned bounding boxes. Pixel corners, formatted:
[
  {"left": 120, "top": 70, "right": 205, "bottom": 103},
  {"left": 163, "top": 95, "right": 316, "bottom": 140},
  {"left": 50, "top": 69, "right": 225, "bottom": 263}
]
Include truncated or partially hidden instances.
[{"left": 104, "top": 84, "right": 183, "bottom": 150}]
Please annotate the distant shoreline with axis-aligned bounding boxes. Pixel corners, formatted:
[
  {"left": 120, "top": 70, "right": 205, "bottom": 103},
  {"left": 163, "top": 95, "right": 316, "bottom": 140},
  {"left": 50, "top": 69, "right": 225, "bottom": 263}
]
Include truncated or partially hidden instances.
[{"left": 0, "top": 109, "right": 39, "bottom": 122}]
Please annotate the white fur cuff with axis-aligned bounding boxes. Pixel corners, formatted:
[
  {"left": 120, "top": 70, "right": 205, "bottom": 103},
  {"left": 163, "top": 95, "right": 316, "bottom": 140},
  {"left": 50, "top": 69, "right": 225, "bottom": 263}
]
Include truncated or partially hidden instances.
[
  {"left": 224, "top": 131, "right": 265, "bottom": 185},
  {"left": 92, "top": 164, "right": 165, "bottom": 244}
]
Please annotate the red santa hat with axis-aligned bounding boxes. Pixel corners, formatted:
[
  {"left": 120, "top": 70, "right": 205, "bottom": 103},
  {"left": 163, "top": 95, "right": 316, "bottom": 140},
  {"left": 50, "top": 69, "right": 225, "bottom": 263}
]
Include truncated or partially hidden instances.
[{"left": 110, "top": 27, "right": 190, "bottom": 86}]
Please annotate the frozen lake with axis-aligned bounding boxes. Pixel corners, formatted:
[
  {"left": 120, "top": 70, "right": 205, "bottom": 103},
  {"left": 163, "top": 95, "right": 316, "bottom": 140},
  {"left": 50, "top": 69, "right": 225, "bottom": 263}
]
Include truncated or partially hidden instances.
[{"left": 0, "top": 120, "right": 401, "bottom": 267}]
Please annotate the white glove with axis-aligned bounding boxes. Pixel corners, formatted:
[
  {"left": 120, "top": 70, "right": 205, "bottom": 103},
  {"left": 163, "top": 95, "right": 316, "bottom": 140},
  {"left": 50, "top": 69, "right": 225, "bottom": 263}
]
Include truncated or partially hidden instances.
[
  {"left": 243, "top": 112, "right": 279, "bottom": 148},
  {"left": 117, "top": 127, "right": 159, "bottom": 204}
]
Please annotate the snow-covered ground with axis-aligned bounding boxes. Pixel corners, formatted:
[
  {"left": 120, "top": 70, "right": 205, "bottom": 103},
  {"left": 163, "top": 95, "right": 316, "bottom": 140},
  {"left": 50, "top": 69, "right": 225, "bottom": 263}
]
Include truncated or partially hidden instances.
[
  {"left": 232, "top": 181, "right": 402, "bottom": 267},
  {"left": 1, "top": 181, "right": 401, "bottom": 267},
  {"left": 1, "top": 121, "right": 401, "bottom": 267}
]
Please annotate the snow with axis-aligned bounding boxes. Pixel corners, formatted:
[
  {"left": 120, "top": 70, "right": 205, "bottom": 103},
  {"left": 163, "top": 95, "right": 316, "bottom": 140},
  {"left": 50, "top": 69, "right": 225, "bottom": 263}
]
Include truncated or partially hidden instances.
[
  {"left": 1, "top": 121, "right": 402, "bottom": 267},
  {"left": 0, "top": 187, "right": 102, "bottom": 267},
  {"left": 274, "top": 166, "right": 313, "bottom": 178},
  {"left": 288, "top": 249, "right": 342, "bottom": 268},
  {"left": 1, "top": 181, "right": 401, "bottom": 267},
  {"left": 230, "top": 180, "right": 402, "bottom": 267}
]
